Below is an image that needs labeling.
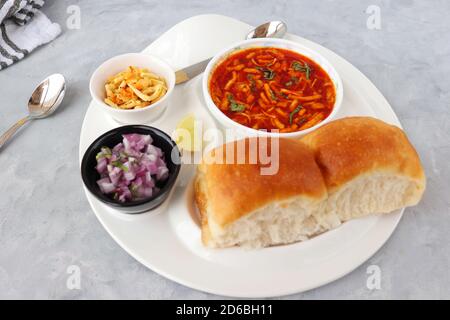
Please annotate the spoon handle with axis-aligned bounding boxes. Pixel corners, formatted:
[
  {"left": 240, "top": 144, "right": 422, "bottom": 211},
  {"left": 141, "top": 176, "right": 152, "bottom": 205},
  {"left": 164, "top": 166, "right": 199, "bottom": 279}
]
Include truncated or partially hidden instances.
[{"left": 0, "top": 116, "right": 30, "bottom": 150}]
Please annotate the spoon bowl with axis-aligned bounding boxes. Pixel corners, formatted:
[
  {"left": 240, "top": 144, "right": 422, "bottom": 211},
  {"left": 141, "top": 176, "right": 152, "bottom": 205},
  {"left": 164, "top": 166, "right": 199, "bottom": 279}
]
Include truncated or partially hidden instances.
[
  {"left": 0, "top": 73, "right": 66, "bottom": 150},
  {"left": 246, "top": 20, "right": 287, "bottom": 40},
  {"left": 28, "top": 74, "right": 66, "bottom": 118}
]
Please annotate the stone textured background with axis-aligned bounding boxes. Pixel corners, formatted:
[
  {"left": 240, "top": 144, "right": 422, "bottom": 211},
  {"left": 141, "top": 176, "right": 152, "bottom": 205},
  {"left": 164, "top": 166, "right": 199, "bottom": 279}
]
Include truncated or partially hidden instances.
[{"left": 0, "top": 0, "right": 448, "bottom": 299}]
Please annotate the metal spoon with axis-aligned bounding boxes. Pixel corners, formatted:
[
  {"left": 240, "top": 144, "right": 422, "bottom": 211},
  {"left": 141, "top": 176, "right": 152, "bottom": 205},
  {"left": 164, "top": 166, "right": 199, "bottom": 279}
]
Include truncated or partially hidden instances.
[
  {"left": 175, "top": 20, "right": 288, "bottom": 84},
  {"left": 245, "top": 20, "right": 287, "bottom": 40},
  {"left": 0, "top": 74, "right": 66, "bottom": 150}
]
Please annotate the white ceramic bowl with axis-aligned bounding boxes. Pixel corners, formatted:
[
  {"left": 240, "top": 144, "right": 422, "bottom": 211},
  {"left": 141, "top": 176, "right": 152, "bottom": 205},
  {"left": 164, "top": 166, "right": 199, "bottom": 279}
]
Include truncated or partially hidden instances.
[
  {"left": 202, "top": 38, "right": 343, "bottom": 138},
  {"left": 90, "top": 53, "right": 175, "bottom": 124}
]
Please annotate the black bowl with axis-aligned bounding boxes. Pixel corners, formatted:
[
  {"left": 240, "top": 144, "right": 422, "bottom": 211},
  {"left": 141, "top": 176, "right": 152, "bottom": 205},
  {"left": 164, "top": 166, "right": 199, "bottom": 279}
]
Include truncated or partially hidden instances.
[{"left": 81, "top": 125, "right": 181, "bottom": 214}]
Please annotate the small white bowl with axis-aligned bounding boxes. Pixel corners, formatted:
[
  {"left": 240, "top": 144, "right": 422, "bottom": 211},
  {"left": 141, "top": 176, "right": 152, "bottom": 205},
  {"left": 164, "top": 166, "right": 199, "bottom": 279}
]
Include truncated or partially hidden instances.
[
  {"left": 90, "top": 53, "right": 175, "bottom": 124},
  {"left": 202, "top": 38, "right": 343, "bottom": 138}
]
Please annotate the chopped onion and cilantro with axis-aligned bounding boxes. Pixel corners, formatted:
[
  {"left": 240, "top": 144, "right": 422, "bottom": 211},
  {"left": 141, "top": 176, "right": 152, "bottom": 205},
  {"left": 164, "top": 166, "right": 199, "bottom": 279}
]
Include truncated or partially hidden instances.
[{"left": 95, "top": 134, "right": 169, "bottom": 203}]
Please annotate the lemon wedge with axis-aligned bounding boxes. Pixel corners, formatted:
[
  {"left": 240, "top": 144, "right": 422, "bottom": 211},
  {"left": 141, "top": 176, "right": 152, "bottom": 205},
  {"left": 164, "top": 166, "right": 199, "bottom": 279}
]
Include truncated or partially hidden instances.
[{"left": 175, "top": 114, "right": 201, "bottom": 152}]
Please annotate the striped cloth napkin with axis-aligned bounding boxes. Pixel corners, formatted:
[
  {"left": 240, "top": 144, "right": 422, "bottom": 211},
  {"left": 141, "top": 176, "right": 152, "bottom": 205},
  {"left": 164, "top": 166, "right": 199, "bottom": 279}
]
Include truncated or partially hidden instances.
[{"left": 0, "top": 0, "right": 61, "bottom": 70}]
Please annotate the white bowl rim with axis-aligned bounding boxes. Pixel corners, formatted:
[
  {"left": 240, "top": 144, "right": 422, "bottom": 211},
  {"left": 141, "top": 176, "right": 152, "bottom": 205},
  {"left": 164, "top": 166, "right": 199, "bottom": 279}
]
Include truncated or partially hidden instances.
[
  {"left": 202, "top": 38, "right": 344, "bottom": 137},
  {"left": 89, "top": 52, "right": 175, "bottom": 114}
]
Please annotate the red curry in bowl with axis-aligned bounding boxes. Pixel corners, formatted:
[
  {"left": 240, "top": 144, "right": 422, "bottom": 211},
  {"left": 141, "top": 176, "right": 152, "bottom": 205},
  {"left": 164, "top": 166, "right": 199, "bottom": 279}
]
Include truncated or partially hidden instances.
[{"left": 208, "top": 47, "right": 336, "bottom": 133}]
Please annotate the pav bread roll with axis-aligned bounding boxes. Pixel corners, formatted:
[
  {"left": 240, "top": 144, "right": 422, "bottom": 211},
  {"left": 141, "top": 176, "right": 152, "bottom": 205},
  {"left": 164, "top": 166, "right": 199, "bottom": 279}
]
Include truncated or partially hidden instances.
[
  {"left": 301, "top": 117, "right": 426, "bottom": 229},
  {"left": 195, "top": 138, "right": 328, "bottom": 248},
  {"left": 195, "top": 117, "right": 426, "bottom": 249}
]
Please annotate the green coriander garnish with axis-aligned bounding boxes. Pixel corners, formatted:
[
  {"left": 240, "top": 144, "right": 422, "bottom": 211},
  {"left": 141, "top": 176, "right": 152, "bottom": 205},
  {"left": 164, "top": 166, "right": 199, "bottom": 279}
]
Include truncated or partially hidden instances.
[
  {"left": 256, "top": 66, "right": 276, "bottom": 80},
  {"left": 111, "top": 160, "right": 129, "bottom": 172},
  {"left": 264, "top": 84, "right": 277, "bottom": 101},
  {"left": 230, "top": 103, "right": 246, "bottom": 112},
  {"left": 247, "top": 74, "right": 257, "bottom": 92},
  {"left": 101, "top": 146, "right": 112, "bottom": 154},
  {"left": 96, "top": 146, "right": 112, "bottom": 160},
  {"left": 96, "top": 153, "right": 111, "bottom": 160},
  {"left": 289, "top": 105, "right": 303, "bottom": 125},
  {"left": 227, "top": 94, "right": 246, "bottom": 112},
  {"left": 292, "top": 61, "right": 311, "bottom": 80}
]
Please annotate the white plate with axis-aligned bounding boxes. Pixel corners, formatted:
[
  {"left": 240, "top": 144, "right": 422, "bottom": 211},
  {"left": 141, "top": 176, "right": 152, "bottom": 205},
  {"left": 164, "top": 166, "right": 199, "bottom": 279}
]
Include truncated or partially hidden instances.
[{"left": 79, "top": 14, "right": 403, "bottom": 298}]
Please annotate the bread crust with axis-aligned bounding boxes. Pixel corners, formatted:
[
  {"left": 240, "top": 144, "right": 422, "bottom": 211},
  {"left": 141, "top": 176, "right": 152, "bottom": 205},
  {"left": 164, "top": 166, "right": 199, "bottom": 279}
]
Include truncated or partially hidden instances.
[
  {"left": 194, "top": 167, "right": 213, "bottom": 245},
  {"left": 194, "top": 117, "right": 426, "bottom": 248},
  {"left": 195, "top": 138, "right": 327, "bottom": 233},
  {"left": 301, "top": 117, "right": 426, "bottom": 190}
]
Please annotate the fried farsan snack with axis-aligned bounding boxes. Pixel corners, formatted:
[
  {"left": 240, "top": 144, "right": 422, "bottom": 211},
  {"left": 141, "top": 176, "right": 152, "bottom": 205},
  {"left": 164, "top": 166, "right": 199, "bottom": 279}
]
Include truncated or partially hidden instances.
[{"left": 104, "top": 66, "right": 167, "bottom": 110}]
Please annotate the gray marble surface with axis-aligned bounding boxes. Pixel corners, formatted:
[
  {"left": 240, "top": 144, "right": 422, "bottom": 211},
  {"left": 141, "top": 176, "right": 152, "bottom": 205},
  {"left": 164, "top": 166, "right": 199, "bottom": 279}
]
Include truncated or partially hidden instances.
[{"left": 0, "top": 0, "right": 449, "bottom": 299}]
